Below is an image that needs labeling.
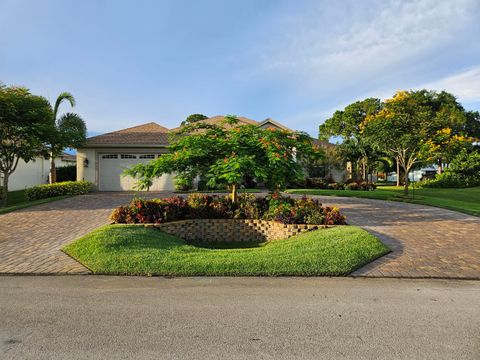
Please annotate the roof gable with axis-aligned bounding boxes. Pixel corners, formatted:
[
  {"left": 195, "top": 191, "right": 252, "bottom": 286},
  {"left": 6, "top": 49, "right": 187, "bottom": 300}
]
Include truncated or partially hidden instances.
[
  {"left": 258, "top": 118, "right": 293, "bottom": 131},
  {"left": 84, "top": 122, "right": 170, "bottom": 147}
]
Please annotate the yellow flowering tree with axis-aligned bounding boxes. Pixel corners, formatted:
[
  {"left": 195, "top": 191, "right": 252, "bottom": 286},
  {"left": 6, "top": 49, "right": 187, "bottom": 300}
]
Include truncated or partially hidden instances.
[{"left": 362, "top": 90, "right": 469, "bottom": 195}]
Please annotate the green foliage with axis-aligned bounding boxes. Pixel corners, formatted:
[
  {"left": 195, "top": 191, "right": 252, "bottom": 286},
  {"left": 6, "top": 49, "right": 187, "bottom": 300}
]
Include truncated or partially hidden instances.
[
  {"left": 109, "top": 194, "right": 346, "bottom": 225},
  {"left": 126, "top": 115, "right": 322, "bottom": 200},
  {"left": 0, "top": 85, "right": 54, "bottom": 206},
  {"left": 174, "top": 175, "right": 193, "bottom": 191},
  {"left": 25, "top": 181, "right": 93, "bottom": 201},
  {"left": 362, "top": 90, "right": 470, "bottom": 193},
  {"left": 181, "top": 113, "right": 208, "bottom": 126},
  {"left": 48, "top": 92, "right": 86, "bottom": 183},
  {"left": 319, "top": 98, "right": 382, "bottom": 180},
  {"left": 422, "top": 150, "right": 480, "bottom": 188},
  {"left": 56, "top": 164, "right": 76, "bottom": 182}
]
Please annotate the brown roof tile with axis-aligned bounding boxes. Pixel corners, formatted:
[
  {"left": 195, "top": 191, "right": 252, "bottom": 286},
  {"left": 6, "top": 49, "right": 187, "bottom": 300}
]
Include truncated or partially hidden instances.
[{"left": 85, "top": 122, "right": 170, "bottom": 147}]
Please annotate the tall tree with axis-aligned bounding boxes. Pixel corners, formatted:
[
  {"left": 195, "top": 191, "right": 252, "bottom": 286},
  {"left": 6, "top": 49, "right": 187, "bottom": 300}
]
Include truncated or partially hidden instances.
[
  {"left": 362, "top": 90, "right": 469, "bottom": 195},
  {"left": 48, "top": 92, "right": 86, "bottom": 183},
  {"left": 180, "top": 113, "right": 208, "bottom": 126},
  {"left": 319, "top": 98, "right": 382, "bottom": 181},
  {"left": 126, "top": 115, "right": 321, "bottom": 202},
  {"left": 0, "top": 85, "right": 54, "bottom": 206}
]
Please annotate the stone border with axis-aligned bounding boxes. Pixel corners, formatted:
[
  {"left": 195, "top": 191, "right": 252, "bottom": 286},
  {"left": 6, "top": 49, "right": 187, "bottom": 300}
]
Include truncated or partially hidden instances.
[{"left": 142, "top": 219, "right": 330, "bottom": 242}]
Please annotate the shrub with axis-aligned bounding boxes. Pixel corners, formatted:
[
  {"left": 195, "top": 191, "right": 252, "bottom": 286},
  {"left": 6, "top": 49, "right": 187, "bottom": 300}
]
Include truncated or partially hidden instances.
[
  {"left": 345, "top": 182, "right": 359, "bottom": 190},
  {"left": 56, "top": 165, "right": 76, "bottom": 182},
  {"left": 305, "top": 177, "right": 329, "bottom": 189},
  {"left": 110, "top": 193, "right": 347, "bottom": 226},
  {"left": 423, "top": 150, "right": 480, "bottom": 188},
  {"left": 25, "top": 181, "right": 93, "bottom": 201},
  {"left": 174, "top": 177, "right": 192, "bottom": 191},
  {"left": 345, "top": 180, "right": 375, "bottom": 191}
]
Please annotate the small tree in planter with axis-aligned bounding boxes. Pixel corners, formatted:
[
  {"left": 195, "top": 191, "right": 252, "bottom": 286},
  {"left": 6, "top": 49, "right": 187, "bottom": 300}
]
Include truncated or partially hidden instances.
[{"left": 126, "top": 115, "right": 322, "bottom": 202}]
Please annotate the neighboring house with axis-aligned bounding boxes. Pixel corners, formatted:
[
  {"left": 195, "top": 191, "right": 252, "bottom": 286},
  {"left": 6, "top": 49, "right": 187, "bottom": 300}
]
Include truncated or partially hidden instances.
[
  {"left": 6, "top": 153, "right": 76, "bottom": 191},
  {"left": 77, "top": 116, "right": 343, "bottom": 191}
]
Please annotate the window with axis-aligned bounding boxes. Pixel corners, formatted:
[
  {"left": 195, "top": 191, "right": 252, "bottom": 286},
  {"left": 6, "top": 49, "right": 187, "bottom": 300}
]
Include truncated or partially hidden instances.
[
  {"left": 102, "top": 154, "right": 118, "bottom": 159},
  {"left": 120, "top": 154, "right": 137, "bottom": 159},
  {"left": 139, "top": 154, "right": 155, "bottom": 159}
]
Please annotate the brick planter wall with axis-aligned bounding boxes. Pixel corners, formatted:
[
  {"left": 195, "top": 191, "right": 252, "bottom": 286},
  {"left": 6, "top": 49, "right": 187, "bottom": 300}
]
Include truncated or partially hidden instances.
[{"left": 145, "top": 219, "right": 326, "bottom": 242}]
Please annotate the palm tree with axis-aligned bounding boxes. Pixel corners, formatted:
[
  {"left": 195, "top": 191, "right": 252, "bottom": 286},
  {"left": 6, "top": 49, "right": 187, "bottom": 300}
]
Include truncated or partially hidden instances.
[{"left": 49, "top": 92, "right": 86, "bottom": 183}]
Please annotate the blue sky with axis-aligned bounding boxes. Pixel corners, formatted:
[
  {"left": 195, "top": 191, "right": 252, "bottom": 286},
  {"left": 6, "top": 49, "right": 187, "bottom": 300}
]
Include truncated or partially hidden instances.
[{"left": 1, "top": 0, "right": 480, "bottom": 137}]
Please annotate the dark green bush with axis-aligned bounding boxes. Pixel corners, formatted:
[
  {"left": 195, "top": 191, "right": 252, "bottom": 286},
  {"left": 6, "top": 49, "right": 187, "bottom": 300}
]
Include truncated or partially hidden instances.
[
  {"left": 25, "top": 181, "right": 93, "bottom": 201},
  {"left": 56, "top": 165, "right": 77, "bottom": 182},
  {"left": 423, "top": 150, "right": 480, "bottom": 188}
]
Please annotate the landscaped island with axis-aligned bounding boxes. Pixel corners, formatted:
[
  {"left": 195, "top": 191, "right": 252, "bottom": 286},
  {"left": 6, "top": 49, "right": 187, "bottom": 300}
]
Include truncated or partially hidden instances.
[{"left": 63, "top": 193, "right": 389, "bottom": 276}]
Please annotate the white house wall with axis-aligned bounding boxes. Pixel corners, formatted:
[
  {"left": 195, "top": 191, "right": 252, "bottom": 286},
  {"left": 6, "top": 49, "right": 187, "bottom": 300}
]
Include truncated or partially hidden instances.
[
  {"left": 77, "top": 147, "right": 175, "bottom": 191},
  {"left": 6, "top": 157, "right": 75, "bottom": 191}
]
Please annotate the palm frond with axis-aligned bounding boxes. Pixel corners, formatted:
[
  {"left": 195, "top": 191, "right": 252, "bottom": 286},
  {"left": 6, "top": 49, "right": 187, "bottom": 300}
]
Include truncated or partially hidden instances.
[{"left": 53, "top": 92, "right": 76, "bottom": 119}]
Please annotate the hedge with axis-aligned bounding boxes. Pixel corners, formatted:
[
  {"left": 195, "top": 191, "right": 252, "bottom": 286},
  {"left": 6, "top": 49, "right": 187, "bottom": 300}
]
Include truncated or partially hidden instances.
[
  {"left": 25, "top": 181, "right": 93, "bottom": 201},
  {"left": 56, "top": 165, "right": 77, "bottom": 182}
]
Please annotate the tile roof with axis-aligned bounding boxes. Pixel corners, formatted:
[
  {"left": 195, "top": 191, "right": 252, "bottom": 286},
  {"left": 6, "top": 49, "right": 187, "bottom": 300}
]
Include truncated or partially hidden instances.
[
  {"left": 82, "top": 118, "right": 337, "bottom": 149},
  {"left": 84, "top": 122, "right": 170, "bottom": 147},
  {"left": 170, "top": 115, "right": 259, "bottom": 132}
]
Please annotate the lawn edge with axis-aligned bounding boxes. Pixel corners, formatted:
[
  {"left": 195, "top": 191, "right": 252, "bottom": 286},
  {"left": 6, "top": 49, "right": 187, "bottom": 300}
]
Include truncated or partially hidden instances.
[
  {"left": 284, "top": 189, "right": 480, "bottom": 217},
  {"left": 0, "top": 195, "right": 74, "bottom": 215}
]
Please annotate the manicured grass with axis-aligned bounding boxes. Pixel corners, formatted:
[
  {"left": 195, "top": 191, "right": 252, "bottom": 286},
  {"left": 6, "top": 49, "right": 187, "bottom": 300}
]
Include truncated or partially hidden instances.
[
  {"left": 286, "top": 186, "right": 480, "bottom": 217},
  {"left": 0, "top": 189, "right": 71, "bottom": 215},
  {"left": 63, "top": 225, "right": 389, "bottom": 276}
]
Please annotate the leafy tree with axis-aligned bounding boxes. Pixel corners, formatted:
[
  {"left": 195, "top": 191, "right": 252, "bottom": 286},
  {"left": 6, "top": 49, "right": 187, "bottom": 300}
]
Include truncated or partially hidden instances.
[
  {"left": 319, "top": 98, "right": 382, "bottom": 180},
  {"left": 180, "top": 113, "right": 208, "bottom": 126},
  {"left": 0, "top": 85, "right": 54, "bottom": 206},
  {"left": 362, "top": 90, "right": 469, "bottom": 194},
  {"left": 126, "top": 115, "right": 321, "bottom": 202},
  {"left": 464, "top": 110, "right": 480, "bottom": 139},
  {"left": 48, "top": 92, "right": 86, "bottom": 183}
]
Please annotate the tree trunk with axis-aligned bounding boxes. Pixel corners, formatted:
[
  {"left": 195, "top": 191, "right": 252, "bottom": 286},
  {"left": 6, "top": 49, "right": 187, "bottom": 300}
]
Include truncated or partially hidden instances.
[
  {"left": 396, "top": 158, "right": 400, "bottom": 187},
  {"left": 437, "top": 158, "right": 443, "bottom": 174},
  {"left": 1, "top": 172, "right": 9, "bottom": 208},
  {"left": 231, "top": 184, "right": 238, "bottom": 203},
  {"left": 49, "top": 155, "right": 56, "bottom": 184},
  {"left": 403, "top": 167, "right": 409, "bottom": 196}
]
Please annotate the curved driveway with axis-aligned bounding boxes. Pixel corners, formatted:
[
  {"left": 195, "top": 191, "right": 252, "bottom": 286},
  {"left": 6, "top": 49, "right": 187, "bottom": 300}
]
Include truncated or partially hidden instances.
[
  {"left": 309, "top": 196, "right": 480, "bottom": 279},
  {"left": 0, "top": 192, "right": 479, "bottom": 278}
]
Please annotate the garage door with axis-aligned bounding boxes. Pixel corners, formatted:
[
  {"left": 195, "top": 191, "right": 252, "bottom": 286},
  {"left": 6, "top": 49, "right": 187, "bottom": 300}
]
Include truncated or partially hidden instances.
[{"left": 98, "top": 153, "right": 175, "bottom": 191}]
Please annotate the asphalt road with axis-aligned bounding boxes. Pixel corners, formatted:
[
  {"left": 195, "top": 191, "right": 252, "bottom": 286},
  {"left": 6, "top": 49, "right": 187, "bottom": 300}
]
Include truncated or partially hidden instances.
[{"left": 1, "top": 276, "right": 479, "bottom": 360}]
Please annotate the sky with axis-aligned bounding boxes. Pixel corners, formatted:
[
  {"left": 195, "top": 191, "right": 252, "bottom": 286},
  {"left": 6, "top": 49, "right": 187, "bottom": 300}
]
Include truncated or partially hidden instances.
[{"left": 1, "top": 0, "right": 480, "bottom": 138}]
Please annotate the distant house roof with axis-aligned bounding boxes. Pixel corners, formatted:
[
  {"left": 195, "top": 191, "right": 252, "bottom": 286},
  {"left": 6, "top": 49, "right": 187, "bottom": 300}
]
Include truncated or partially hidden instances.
[
  {"left": 60, "top": 152, "right": 76, "bottom": 162},
  {"left": 258, "top": 118, "right": 293, "bottom": 132},
  {"left": 170, "top": 115, "right": 259, "bottom": 132},
  {"left": 84, "top": 122, "right": 170, "bottom": 147}
]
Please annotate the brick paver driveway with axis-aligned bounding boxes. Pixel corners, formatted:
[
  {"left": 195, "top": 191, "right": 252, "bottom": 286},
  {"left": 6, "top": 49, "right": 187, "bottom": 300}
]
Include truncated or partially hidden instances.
[
  {"left": 1, "top": 192, "right": 479, "bottom": 278},
  {"left": 309, "top": 196, "right": 480, "bottom": 279},
  {"left": 0, "top": 192, "right": 173, "bottom": 274}
]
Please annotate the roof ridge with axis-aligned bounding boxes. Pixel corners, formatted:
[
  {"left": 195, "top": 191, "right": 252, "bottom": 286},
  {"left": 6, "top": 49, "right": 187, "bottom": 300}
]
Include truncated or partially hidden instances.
[{"left": 116, "top": 122, "right": 169, "bottom": 133}]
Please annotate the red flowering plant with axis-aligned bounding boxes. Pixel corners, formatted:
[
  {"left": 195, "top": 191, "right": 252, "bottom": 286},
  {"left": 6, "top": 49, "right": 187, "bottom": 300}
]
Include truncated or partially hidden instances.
[{"left": 109, "top": 194, "right": 347, "bottom": 226}]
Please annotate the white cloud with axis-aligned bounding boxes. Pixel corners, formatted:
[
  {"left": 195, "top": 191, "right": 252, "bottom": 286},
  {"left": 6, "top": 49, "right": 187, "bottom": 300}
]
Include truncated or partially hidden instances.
[
  {"left": 418, "top": 66, "right": 480, "bottom": 103},
  {"left": 258, "top": 0, "right": 479, "bottom": 88}
]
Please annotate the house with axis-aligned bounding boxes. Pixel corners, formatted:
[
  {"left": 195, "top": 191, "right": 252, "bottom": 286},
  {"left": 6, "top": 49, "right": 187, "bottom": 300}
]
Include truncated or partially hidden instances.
[
  {"left": 7, "top": 153, "right": 76, "bottom": 191},
  {"left": 77, "top": 116, "right": 343, "bottom": 191}
]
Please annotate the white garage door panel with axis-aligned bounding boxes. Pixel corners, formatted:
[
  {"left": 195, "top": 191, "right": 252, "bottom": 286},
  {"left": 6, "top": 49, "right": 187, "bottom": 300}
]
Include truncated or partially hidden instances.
[{"left": 99, "top": 154, "right": 175, "bottom": 191}]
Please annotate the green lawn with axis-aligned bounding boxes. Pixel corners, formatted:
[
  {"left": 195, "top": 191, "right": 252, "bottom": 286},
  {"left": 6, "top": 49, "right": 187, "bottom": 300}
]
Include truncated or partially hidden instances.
[
  {"left": 63, "top": 225, "right": 389, "bottom": 276},
  {"left": 286, "top": 186, "right": 480, "bottom": 217},
  {"left": 0, "top": 189, "right": 71, "bottom": 215}
]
